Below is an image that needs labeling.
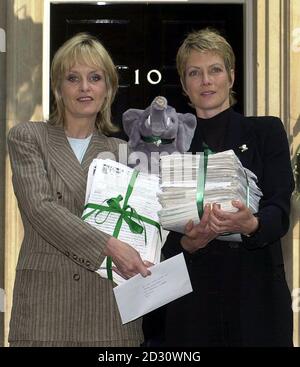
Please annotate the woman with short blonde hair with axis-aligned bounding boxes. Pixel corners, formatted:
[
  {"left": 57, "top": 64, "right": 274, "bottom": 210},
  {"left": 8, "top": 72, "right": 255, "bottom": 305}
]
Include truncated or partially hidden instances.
[
  {"left": 176, "top": 28, "right": 236, "bottom": 106},
  {"left": 160, "top": 28, "right": 294, "bottom": 347}
]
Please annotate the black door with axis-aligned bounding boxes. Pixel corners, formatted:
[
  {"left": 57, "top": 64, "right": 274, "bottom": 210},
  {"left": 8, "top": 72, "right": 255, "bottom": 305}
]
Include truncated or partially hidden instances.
[{"left": 51, "top": 3, "right": 244, "bottom": 138}]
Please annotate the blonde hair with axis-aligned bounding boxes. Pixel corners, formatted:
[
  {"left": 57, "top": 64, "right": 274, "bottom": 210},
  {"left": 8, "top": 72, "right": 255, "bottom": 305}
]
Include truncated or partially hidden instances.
[
  {"left": 50, "top": 32, "right": 119, "bottom": 134},
  {"left": 176, "top": 28, "right": 236, "bottom": 105}
]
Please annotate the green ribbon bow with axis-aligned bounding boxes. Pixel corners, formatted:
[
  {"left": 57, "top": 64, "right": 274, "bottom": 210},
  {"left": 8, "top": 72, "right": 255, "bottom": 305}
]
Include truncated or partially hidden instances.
[{"left": 82, "top": 169, "right": 161, "bottom": 281}]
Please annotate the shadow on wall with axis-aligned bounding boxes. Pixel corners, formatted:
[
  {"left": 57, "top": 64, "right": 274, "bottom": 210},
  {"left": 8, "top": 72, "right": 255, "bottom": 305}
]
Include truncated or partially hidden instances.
[{"left": 9, "top": 2, "right": 43, "bottom": 123}]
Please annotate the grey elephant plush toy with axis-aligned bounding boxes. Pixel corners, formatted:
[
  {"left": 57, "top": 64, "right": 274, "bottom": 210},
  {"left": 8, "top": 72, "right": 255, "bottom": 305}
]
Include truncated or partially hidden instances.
[{"left": 123, "top": 96, "right": 197, "bottom": 173}]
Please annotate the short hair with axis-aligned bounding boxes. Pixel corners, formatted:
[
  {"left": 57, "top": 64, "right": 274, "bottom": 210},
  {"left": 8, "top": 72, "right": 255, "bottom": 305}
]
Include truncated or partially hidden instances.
[
  {"left": 176, "top": 28, "right": 236, "bottom": 105},
  {"left": 50, "top": 32, "right": 119, "bottom": 134}
]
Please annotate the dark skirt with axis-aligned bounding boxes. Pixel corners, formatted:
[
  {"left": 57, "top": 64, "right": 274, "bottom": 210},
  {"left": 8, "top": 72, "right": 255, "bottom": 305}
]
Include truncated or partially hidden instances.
[{"left": 151, "top": 232, "right": 293, "bottom": 347}]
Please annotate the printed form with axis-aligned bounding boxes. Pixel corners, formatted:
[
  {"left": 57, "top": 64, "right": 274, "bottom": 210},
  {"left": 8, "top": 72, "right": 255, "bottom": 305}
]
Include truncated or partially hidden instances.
[{"left": 113, "top": 253, "right": 193, "bottom": 324}]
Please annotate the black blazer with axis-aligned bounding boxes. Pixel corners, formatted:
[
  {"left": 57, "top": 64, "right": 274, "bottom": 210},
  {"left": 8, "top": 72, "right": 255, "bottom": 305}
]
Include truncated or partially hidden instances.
[{"left": 162, "top": 109, "right": 295, "bottom": 346}]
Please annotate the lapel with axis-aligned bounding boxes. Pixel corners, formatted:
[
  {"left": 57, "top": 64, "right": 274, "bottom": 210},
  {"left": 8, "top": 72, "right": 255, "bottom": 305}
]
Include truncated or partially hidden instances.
[
  {"left": 222, "top": 109, "right": 256, "bottom": 169},
  {"left": 47, "top": 124, "right": 109, "bottom": 208},
  {"left": 81, "top": 132, "right": 110, "bottom": 172}
]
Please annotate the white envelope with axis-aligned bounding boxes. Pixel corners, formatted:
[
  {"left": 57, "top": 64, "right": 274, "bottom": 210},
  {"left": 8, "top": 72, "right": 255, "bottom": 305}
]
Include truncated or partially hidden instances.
[{"left": 113, "top": 253, "right": 193, "bottom": 324}]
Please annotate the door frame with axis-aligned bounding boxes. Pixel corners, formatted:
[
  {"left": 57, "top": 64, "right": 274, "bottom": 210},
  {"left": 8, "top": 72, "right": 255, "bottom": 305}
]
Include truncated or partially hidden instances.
[{"left": 43, "top": 0, "right": 254, "bottom": 119}]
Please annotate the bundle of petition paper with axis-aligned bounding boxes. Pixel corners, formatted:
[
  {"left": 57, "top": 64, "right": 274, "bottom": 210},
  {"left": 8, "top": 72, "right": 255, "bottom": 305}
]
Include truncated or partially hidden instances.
[
  {"left": 158, "top": 150, "right": 262, "bottom": 240},
  {"left": 82, "top": 159, "right": 168, "bottom": 285}
]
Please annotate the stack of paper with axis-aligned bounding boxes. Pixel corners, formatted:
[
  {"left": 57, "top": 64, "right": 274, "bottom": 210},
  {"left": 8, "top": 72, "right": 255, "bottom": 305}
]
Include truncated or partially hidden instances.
[
  {"left": 82, "top": 159, "right": 168, "bottom": 285},
  {"left": 158, "top": 150, "right": 262, "bottom": 235}
]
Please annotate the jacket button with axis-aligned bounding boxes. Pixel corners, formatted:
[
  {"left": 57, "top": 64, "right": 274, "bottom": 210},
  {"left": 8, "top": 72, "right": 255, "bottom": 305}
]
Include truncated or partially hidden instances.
[
  {"left": 73, "top": 274, "right": 80, "bottom": 281},
  {"left": 86, "top": 261, "right": 91, "bottom": 267},
  {"left": 65, "top": 251, "right": 70, "bottom": 257},
  {"left": 72, "top": 254, "right": 78, "bottom": 260},
  {"left": 56, "top": 191, "right": 62, "bottom": 199}
]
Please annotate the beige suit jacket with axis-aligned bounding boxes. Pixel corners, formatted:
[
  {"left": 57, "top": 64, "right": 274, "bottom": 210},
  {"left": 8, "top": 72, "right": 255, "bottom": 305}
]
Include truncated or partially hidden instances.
[{"left": 7, "top": 121, "right": 143, "bottom": 345}]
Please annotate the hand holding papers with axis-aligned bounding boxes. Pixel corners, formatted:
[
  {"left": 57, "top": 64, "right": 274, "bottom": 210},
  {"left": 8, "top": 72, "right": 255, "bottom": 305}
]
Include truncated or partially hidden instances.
[
  {"left": 113, "top": 253, "right": 193, "bottom": 324},
  {"left": 82, "top": 159, "right": 168, "bottom": 285},
  {"left": 158, "top": 150, "right": 262, "bottom": 238}
]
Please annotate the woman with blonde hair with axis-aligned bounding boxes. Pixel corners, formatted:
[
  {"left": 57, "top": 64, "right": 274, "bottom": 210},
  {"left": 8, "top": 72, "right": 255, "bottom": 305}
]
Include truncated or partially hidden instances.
[
  {"left": 7, "top": 33, "right": 150, "bottom": 347},
  {"left": 161, "top": 28, "right": 294, "bottom": 346}
]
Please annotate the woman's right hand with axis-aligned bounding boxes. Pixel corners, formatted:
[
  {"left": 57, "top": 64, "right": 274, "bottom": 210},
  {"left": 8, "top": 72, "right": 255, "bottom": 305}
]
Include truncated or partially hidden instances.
[
  {"left": 180, "top": 204, "right": 218, "bottom": 253},
  {"left": 104, "top": 237, "right": 151, "bottom": 279}
]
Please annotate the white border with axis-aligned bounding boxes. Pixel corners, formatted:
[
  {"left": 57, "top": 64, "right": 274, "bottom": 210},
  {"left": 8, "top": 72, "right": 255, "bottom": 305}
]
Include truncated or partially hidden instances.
[
  {"left": 43, "top": 0, "right": 254, "bottom": 120},
  {"left": 0, "top": 28, "right": 6, "bottom": 53}
]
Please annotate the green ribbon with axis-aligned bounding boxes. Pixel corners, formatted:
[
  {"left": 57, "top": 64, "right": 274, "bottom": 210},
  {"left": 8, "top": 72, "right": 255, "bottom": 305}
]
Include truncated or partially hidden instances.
[
  {"left": 141, "top": 135, "right": 175, "bottom": 146},
  {"left": 196, "top": 143, "right": 213, "bottom": 218},
  {"left": 196, "top": 144, "right": 251, "bottom": 238},
  {"left": 82, "top": 169, "right": 161, "bottom": 281},
  {"left": 196, "top": 143, "right": 250, "bottom": 222},
  {"left": 243, "top": 169, "right": 250, "bottom": 208}
]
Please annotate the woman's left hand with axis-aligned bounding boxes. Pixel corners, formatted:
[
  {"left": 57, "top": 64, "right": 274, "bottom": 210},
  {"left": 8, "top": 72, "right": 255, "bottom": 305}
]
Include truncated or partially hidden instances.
[{"left": 209, "top": 200, "right": 259, "bottom": 236}]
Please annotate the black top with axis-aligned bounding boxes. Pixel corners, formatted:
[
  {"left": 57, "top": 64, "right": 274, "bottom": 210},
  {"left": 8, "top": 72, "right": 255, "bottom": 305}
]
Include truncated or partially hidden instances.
[
  {"left": 151, "top": 108, "right": 294, "bottom": 347},
  {"left": 189, "top": 107, "right": 231, "bottom": 153}
]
